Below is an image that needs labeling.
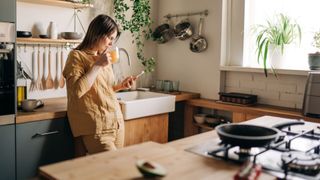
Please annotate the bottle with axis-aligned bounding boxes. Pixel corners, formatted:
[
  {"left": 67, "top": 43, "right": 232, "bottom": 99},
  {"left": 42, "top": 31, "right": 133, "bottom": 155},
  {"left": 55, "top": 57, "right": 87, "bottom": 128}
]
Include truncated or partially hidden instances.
[
  {"left": 48, "top": 21, "right": 58, "bottom": 39},
  {"left": 17, "top": 78, "right": 27, "bottom": 110}
]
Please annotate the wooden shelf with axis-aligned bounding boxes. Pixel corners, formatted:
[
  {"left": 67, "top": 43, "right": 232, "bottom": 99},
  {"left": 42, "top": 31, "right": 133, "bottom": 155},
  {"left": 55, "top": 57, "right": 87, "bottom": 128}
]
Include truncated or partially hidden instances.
[
  {"left": 17, "top": 0, "right": 93, "bottom": 9},
  {"left": 17, "top": 38, "right": 81, "bottom": 45}
]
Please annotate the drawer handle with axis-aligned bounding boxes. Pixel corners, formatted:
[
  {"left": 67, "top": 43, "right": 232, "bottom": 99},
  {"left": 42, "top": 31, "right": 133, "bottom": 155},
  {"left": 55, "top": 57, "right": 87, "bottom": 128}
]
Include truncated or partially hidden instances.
[{"left": 33, "top": 131, "right": 60, "bottom": 138}]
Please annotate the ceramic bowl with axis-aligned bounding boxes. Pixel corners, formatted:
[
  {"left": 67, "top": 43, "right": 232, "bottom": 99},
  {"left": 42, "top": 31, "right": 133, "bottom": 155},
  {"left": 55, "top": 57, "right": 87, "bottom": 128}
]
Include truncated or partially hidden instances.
[
  {"left": 21, "top": 99, "right": 38, "bottom": 112},
  {"left": 193, "top": 114, "right": 207, "bottom": 124},
  {"left": 60, "top": 32, "right": 83, "bottom": 40}
]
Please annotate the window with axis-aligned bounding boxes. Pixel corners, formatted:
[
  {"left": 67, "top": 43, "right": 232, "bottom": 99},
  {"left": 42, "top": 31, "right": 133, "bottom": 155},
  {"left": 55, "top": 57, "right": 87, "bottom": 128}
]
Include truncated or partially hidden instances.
[{"left": 227, "top": 0, "right": 320, "bottom": 70}]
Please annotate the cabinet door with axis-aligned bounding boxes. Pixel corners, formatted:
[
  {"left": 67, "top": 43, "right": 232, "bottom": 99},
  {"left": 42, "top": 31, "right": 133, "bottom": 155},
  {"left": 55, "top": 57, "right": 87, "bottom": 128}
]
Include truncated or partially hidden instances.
[
  {"left": 0, "top": 124, "right": 15, "bottom": 180},
  {"left": 17, "top": 118, "right": 74, "bottom": 180},
  {"left": 124, "top": 114, "right": 168, "bottom": 146},
  {"left": 0, "top": 0, "right": 15, "bottom": 22}
]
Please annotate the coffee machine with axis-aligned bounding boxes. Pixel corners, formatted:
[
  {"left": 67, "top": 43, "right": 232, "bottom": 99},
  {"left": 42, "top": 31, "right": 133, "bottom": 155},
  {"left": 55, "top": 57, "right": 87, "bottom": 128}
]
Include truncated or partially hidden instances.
[{"left": 302, "top": 72, "right": 320, "bottom": 118}]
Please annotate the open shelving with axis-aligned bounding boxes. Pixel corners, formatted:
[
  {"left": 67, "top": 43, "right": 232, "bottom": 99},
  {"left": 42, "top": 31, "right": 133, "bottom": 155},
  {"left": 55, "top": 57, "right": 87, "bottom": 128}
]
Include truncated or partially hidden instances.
[{"left": 17, "top": 0, "right": 93, "bottom": 9}]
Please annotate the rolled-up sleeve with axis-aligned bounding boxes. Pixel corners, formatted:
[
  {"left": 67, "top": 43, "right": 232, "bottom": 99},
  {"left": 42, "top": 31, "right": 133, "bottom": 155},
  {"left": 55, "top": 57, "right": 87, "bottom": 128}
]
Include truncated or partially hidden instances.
[{"left": 63, "top": 50, "right": 91, "bottom": 98}]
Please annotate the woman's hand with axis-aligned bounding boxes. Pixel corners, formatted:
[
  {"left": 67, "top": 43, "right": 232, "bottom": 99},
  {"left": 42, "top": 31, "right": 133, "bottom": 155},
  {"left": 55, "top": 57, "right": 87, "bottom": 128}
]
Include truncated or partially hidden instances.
[
  {"left": 113, "top": 76, "right": 137, "bottom": 92},
  {"left": 93, "top": 50, "right": 111, "bottom": 67}
]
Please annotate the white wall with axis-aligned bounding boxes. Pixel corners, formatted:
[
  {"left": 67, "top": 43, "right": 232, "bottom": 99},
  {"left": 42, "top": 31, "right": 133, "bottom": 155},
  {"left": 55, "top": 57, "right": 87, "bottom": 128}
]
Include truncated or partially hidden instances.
[
  {"left": 156, "top": 0, "right": 222, "bottom": 99},
  {"left": 16, "top": 0, "right": 158, "bottom": 99},
  {"left": 224, "top": 71, "right": 307, "bottom": 109}
]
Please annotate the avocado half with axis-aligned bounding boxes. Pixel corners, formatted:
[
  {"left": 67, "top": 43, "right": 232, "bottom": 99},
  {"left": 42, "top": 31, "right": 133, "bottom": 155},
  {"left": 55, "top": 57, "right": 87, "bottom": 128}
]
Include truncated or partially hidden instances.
[{"left": 136, "top": 159, "right": 167, "bottom": 178}]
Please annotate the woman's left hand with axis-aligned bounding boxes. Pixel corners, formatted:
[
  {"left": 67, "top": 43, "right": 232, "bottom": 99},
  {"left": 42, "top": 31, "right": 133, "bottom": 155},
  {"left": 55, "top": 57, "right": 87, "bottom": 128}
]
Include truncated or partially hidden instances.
[{"left": 120, "top": 76, "right": 136, "bottom": 89}]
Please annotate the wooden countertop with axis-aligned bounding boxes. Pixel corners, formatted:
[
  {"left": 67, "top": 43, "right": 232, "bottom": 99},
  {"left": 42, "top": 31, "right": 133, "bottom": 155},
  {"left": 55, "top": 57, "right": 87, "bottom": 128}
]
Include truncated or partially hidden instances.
[
  {"left": 40, "top": 116, "right": 315, "bottom": 180},
  {"left": 16, "top": 91, "right": 200, "bottom": 124},
  {"left": 186, "top": 98, "right": 320, "bottom": 123}
]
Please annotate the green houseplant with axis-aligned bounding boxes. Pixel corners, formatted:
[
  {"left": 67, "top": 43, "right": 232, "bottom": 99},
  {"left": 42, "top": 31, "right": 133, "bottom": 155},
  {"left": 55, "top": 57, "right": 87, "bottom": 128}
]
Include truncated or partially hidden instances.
[
  {"left": 254, "top": 13, "right": 301, "bottom": 77},
  {"left": 113, "top": 0, "right": 155, "bottom": 73},
  {"left": 308, "top": 30, "right": 320, "bottom": 70}
]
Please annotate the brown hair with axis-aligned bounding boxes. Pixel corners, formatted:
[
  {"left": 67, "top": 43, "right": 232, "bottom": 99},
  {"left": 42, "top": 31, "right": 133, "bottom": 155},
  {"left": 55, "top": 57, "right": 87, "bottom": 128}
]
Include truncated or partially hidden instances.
[{"left": 76, "top": 14, "right": 120, "bottom": 50}]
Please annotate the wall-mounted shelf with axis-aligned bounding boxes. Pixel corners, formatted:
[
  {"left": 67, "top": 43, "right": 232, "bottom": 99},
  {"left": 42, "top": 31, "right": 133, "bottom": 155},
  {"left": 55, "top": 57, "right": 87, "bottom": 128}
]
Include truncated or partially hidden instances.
[
  {"left": 16, "top": 38, "right": 81, "bottom": 45},
  {"left": 17, "top": 0, "right": 93, "bottom": 9}
]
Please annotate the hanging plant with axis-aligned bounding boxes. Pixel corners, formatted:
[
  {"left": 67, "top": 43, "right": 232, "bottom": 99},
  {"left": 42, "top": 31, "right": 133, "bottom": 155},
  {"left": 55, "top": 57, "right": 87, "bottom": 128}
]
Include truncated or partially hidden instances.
[{"left": 113, "top": 0, "right": 155, "bottom": 72}]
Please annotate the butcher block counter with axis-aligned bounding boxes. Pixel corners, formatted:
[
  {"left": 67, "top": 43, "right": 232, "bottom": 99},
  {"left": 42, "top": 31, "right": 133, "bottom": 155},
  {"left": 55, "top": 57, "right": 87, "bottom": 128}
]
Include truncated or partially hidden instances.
[
  {"left": 39, "top": 116, "right": 316, "bottom": 180},
  {"left": 16, "top": 91, "right": 200, "bottom": 124}
]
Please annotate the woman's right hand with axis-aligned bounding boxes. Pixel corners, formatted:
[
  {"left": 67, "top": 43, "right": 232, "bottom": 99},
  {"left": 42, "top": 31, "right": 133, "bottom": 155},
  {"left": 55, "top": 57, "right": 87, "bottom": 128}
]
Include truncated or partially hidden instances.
[{"left": 93, "top": 50, "right": 111, "bottom": 67}]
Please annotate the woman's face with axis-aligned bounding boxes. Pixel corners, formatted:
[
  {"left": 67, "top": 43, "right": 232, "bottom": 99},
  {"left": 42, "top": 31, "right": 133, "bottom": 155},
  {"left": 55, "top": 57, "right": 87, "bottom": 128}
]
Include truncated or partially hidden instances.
[{"left": 97, "top": 30, "right": 118, "bottom": 52}]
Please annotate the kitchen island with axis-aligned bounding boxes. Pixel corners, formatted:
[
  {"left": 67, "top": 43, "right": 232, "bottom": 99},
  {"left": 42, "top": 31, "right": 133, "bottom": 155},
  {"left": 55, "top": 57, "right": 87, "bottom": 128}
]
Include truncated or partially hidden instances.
[{"left": 39, "top": 116, "right": 320, "bottom": 179}]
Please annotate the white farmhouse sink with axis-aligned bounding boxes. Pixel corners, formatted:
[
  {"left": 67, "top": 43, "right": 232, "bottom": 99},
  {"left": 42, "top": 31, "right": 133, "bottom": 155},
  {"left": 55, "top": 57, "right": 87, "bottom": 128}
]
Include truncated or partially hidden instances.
[{"left": 116, "top": 91, "right": 176, "bottom": 120}]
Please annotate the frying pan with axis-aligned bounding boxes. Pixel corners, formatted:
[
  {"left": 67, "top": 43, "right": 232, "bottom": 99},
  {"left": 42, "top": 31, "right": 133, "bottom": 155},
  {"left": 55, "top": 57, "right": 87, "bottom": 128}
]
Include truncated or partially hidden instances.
[
  {"left": 174, "top": 20, "right": 193, "bottom": 40},
  {"left": 190, "top": 17, "right": 207, "bottom": 53},
  {"left": 215, "top": 121, "right": 305, "bottom": 148},
  {"left": 152, "top": 23, "right": 174, "bottom": 44}
]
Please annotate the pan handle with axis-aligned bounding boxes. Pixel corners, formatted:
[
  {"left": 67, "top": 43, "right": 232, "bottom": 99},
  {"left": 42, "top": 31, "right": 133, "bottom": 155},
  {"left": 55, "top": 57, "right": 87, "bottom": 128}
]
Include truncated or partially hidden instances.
[{"left": 272, "top": 120, "right": 305, "bottom": 130}]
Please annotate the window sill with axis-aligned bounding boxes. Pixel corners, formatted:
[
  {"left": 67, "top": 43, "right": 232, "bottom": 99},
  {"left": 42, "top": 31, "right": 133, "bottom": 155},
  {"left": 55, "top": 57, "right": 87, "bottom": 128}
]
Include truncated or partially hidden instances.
[{"left": 219, "top": 66, "right": 313, "bottom": 76}]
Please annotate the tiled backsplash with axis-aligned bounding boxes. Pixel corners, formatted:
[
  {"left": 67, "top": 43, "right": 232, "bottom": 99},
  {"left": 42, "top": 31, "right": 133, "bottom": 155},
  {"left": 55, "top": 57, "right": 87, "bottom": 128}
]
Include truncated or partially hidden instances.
[{"left": 224, "top": 72, "right": 307, "bottom": 109}]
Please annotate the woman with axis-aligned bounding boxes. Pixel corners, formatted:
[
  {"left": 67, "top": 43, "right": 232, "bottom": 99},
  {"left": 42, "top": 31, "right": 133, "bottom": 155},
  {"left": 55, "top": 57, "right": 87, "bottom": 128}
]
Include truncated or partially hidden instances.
[{"left": 63, "top": 14, "right": 135, "bottom": 156}]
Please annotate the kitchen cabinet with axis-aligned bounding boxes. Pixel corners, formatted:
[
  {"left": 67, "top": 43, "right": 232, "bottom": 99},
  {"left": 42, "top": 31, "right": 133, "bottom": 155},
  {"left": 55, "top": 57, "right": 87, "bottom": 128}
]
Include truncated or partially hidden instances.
[
  {"left": 124, "top": 113, "right": 168, "bottom": 146},
  {"left": 0, "top": 124, "right": 16, "bottom": 180},
  {"left": 184, "top": 98, "right": 320, "bottom": 137},
  {"left": 0, "top": 0, "right": 15, "bottom": 22},
  {"left": 16, "top": 118, "right": 74, "bottom": 180}
]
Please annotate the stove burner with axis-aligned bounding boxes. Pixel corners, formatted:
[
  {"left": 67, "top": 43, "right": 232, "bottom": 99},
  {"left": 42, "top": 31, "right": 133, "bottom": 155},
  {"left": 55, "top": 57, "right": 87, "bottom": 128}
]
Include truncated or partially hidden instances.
[
  {"left": 235, "top": 148, "right": 252, "bottom": 156},
  {"left": 281, "top": 151, "right": 320, "bottom": 175}
]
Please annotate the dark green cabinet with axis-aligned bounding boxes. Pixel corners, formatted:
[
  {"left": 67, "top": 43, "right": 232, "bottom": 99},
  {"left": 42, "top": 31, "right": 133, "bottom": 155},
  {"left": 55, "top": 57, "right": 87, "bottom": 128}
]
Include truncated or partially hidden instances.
[
  {"left": 16, "top": 118, "right": 74, "bottom": 180},
  {"left": 0, "top": 124, "right": 15, "bottom": 180}
]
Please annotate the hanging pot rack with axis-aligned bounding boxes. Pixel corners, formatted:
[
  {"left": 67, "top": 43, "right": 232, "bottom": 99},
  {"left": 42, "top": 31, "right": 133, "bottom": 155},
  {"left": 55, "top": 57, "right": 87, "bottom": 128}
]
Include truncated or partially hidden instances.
[{"left": 164, "top": 9, "right": 209, "bottom": 19}]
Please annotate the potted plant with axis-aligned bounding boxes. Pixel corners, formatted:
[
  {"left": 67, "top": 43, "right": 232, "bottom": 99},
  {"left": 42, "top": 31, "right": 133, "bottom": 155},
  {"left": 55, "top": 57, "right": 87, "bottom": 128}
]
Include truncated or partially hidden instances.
[
  {"left": 113, "top": 0, "right": 155, "bottom": 73},
  {"left": 254, "top": 13, "right": 301, "bottom": 77},
  {"left": 308, "top": 30, "right": 320, "bottom": 70}
]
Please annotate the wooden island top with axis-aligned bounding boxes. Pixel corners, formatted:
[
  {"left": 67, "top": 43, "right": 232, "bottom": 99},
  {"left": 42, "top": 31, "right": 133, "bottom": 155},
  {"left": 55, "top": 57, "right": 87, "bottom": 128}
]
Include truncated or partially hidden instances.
[{"left": 39, "top": 116, "right": 320, "bottom": 180}]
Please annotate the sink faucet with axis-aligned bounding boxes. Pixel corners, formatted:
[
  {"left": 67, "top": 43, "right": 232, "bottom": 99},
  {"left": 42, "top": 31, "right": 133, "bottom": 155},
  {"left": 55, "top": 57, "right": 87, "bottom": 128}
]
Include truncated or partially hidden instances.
[
  {"left": 118, "top": 48, "right": 131, "bottom": 66},
  {"left": 112, "top": 48, "right": 131, "bottom": 84}
]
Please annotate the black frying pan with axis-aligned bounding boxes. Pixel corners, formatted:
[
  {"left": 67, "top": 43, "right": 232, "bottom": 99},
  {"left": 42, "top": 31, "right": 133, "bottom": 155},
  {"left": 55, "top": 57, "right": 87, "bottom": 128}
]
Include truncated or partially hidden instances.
[{"left": 216, "top": 121, "right": 304, "bottom": 148}]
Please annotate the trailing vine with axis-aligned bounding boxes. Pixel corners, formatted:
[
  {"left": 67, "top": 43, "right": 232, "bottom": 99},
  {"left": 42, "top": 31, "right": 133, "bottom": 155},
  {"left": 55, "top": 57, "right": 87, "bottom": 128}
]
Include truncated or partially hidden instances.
[{"left": 113, "top": 0, "right": 155, "bottom": 72}]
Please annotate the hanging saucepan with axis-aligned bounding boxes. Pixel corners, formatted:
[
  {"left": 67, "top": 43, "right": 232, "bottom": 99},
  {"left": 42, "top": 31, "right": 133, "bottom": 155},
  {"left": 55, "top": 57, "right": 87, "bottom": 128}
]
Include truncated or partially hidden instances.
[
  {"left": 215, "top": 121, "right": 305, "bottom": 148},
  {"left": 152, "top": 22, "right": 174, "bottom": 44},
  {"left": 190, "top": 17, "right": 208, "bottom": 53},
  {"left": 174, "top": 19, "right": 193, "bottom": 40}
]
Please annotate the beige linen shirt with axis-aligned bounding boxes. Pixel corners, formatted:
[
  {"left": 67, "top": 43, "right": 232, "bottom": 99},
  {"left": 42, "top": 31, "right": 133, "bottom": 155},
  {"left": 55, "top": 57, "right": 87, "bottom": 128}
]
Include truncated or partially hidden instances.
[{"left": 63, "top": 50, "right": 124, "bottom": 137}]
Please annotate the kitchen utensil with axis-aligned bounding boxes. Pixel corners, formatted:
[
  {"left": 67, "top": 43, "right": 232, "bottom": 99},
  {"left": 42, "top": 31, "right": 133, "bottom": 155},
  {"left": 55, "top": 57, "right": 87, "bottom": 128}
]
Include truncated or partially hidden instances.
[
  {"left": 17, "top": 31, "right": 32, "bottom": 38},
  {"left": 35, "top": 46, "right": 43, "bottom": 90},
  {"left": 59, "top": 47, "right": 65, "bottom": 88},
  {"left": 54, "top": 48, "right": 60, "bottom": 89},
  {"left": 45, "top": 46, "right": 54, "bottom": 89},
  {"left": 29, "top": 47, "right": 37, "bottom": 91},
  {"left": 190, "top": 17, "right": 208, "bottom": 53},
  {"left": 215, "top": 121, "right": 305, "bottom": 148},
  {"left": 152, "top": 22, "right": 174, "bottom": 44},
  {"left": 174, "top": 19, "right": 193, "bottom": 40}
]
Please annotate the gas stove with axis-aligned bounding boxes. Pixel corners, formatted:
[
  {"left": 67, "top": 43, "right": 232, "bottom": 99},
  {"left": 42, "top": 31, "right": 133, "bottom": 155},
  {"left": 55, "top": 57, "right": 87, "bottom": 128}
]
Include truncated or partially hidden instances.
[{"left": 186, "top": 120, "right": 320, "bottom": 180}]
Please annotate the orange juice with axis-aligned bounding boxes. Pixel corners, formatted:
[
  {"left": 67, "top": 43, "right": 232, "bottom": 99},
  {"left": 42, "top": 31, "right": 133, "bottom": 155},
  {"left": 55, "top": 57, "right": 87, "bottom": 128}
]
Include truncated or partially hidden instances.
[{"left": 110, "top": 47, "right": 119, "bottom": 63}]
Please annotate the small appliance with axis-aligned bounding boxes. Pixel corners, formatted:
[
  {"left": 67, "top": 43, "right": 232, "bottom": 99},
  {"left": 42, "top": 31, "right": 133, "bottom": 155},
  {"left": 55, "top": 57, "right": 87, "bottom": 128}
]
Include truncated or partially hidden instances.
[{"left": 302, "top": 72, "right": 320, "bottom": 118}]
